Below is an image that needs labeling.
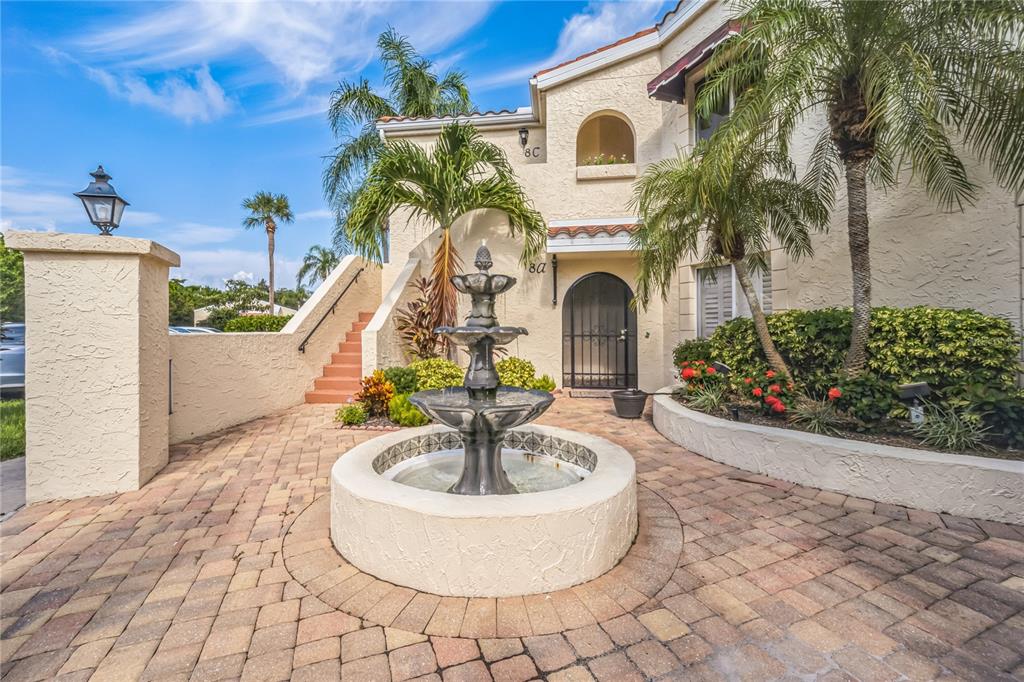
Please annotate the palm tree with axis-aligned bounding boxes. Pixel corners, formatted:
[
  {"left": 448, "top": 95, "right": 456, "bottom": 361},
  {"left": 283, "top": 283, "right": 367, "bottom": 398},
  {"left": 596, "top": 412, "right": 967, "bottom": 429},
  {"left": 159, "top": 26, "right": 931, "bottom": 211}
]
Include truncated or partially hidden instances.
[
  {"left": 631, "top": 141, "right": 828, "bottom": 376},
  {"left": 296, "top": 245, "right": 340, "bottom": 290},
  {"left": 700, "top": 0, "right": 1024, "bottom": 374},
  {"left": 242, "top": 192, "right": 294, "bottom": 311},
  {"left": 344, "top": 122, "right": 546, "bottom": 332},
  {"left": 324, "top": 28, "right": 473, "bottom": 245}
]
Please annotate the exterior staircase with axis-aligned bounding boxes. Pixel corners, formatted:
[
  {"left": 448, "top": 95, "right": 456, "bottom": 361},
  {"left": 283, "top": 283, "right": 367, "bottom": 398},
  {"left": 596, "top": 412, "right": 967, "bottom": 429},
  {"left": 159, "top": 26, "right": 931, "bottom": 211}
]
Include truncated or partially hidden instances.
[{"left": 304, "top": 311, "right": 374, "bottom": 404}]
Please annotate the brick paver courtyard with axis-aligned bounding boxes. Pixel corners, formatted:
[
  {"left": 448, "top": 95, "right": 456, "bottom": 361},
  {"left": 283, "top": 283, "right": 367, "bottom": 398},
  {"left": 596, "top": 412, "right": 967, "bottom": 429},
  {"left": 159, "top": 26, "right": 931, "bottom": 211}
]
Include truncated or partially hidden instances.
[{"left": 2, "top": 397, "right": 1023, "bottom": 681}]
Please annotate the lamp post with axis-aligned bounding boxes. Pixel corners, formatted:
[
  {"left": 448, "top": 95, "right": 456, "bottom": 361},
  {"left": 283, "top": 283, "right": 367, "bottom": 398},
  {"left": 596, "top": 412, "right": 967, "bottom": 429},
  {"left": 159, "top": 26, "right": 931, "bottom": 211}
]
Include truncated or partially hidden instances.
[{"left": 74, "top": 165, "right": 129, "bottom": 235}]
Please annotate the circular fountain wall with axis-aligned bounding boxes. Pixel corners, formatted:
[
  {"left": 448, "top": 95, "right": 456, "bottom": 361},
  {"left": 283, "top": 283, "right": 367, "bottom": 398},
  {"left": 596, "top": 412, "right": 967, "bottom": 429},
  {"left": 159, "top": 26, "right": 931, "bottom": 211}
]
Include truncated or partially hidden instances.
[{"left": 330, "top": 423, "right": 637, "bottom": 597}]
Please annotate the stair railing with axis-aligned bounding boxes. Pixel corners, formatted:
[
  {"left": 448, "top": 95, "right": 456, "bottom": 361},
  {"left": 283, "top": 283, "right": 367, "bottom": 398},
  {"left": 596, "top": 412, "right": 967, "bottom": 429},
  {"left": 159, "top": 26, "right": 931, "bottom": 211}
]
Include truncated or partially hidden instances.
[{"left": 298, "top": 267, "right": 366, "bottom": 354}]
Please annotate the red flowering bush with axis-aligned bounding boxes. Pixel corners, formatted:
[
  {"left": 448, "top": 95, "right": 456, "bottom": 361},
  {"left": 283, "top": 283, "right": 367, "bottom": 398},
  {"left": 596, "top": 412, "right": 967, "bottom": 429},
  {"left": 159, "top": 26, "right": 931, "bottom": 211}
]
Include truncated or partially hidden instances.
[
  {"left": 742, "top": 370, "right": 795, "bottom": 417},
  {"left": 679, "top": 359, "right": 723, "bottom": 391}
]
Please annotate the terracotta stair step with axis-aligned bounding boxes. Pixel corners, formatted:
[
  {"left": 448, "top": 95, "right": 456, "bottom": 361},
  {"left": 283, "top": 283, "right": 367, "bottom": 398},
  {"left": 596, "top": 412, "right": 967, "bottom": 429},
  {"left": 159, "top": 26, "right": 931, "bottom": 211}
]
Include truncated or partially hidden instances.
[
  {"left": 314, "top": 376, "right": 360, "bottom": 391},
  {"left": 358, "top": 311, "right": 374, "bottom": 322},
  {"left": 305, "top": 389, "right": 355, "bottom": 404},
  {"left": 323, "top": 363, "right": 361, "bottom": 377},
  {"left": 337, "top": 341, "right": 361, "bottom": 354},
  {"left": 345, "top": 331, "right": 362, "bottom": 343}
]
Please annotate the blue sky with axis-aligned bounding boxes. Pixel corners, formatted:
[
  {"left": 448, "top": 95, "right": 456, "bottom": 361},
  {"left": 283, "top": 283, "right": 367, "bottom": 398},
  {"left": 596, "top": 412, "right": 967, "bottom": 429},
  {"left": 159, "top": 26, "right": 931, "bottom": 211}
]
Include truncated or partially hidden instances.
[{"left": 1, "top": 0, "right": 671, "bottom": 286}]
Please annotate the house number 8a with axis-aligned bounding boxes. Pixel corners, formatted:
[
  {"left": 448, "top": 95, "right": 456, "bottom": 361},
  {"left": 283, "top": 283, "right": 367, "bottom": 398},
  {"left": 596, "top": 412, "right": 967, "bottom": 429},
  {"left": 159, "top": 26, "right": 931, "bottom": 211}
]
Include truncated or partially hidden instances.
[{"left": 528, "top": 263, "right": 547, "bottom": 274}]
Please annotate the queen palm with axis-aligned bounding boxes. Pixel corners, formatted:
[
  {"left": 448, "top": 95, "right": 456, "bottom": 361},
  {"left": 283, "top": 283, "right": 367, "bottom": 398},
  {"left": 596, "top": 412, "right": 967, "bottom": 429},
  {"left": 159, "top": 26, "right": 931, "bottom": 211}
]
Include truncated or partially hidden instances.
[
  {"left": 345, "top": 122, "right": 545, "bottom": 332},
  {"left": 242, "top": 192, "right": 293, "bottom": 311},
  {"left": 324, "top": 28, "right": 472, "bottom": 251},
  {"left": 296, "top": 245, "right": 340, "bottom": 290},
  {"left": 699, "top": 0, "right": 1024, "bottom": 374},
  {"left": 631, "top": 141, "right": 828, "bottom": 376}
]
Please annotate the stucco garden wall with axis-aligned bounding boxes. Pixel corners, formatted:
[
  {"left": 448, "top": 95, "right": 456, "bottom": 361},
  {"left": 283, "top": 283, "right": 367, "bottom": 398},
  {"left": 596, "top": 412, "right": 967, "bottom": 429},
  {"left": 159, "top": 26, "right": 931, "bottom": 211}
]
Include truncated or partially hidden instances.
[
  {"left": 169, "top": 257, "right": 380, "bottom": 442},
  {"left": 653, "top": 390, "right": 1024, "bottom": 524},
  {"left": 362, "top": 258, "right": 422, "bottom": 376},
  {"left": 7, "top": 232, "right": 178, "bottom": 502}
]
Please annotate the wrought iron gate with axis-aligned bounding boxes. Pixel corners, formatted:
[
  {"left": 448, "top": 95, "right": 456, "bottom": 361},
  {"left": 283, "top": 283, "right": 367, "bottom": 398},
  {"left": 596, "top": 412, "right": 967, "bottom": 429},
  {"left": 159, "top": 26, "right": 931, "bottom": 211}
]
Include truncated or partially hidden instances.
[{"left": 562, "top": 273, "right": 638, "bottom": 389}]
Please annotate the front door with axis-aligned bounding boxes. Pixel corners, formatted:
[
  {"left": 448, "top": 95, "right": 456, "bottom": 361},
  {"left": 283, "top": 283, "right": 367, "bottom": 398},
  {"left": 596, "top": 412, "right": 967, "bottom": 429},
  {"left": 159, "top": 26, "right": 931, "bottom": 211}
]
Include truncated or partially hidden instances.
[{"left": 562, "top": 273, "right": 638, "bottom": 389}]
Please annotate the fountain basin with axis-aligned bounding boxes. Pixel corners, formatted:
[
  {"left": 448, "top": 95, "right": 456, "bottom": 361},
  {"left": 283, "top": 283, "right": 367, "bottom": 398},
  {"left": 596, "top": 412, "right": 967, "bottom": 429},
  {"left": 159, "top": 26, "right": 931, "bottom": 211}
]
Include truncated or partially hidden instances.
[{"left": 330, "top": 423, "right": 637, "bottom": 597}]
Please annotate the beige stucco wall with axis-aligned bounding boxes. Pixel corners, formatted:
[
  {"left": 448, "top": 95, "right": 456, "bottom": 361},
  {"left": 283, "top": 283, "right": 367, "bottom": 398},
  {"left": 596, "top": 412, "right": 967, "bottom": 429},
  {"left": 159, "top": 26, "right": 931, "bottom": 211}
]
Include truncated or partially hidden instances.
[
  {"left": 657, "top": 0, "right": 1022, "bottom": 343},
  {"left": 380, "top": 0, "right": 1021, "bottom": 382},
  {"left": 169, "top": 257, "right": 380, "bottom": 442},
  {"left": 7, "top": 232, "right": 178, "bottom": 502},
  {"left": 362, "top": 258, "right": 423, "bottom": 376}
]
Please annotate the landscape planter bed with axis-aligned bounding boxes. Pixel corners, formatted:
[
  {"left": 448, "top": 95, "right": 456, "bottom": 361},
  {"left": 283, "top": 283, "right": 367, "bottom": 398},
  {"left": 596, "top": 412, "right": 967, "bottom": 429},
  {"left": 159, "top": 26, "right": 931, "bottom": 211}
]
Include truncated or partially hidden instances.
[{"left": 652, "top": 386, "right": 1024, "bottom": 524}]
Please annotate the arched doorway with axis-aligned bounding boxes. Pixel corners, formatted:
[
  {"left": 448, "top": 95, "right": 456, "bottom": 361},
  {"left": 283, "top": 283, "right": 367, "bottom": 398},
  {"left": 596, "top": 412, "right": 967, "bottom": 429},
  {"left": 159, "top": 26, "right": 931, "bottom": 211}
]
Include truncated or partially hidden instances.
[{"left": 562, "top": 273, "right": 638, "bottom": 389}]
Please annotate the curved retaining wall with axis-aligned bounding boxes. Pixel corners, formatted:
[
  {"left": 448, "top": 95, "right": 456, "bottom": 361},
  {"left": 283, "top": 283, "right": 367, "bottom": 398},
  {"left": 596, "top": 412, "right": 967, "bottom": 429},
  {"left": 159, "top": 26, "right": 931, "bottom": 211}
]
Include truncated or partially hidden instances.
[{"left": 653, "top": 387, "right": 1024, "bottom": 525}]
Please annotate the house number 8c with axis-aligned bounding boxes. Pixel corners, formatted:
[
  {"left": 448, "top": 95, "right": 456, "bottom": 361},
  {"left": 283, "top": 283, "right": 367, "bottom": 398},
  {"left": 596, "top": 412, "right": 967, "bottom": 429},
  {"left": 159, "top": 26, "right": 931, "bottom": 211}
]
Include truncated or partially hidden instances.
[
  {"left": 528, "top": 262, "right": 547, "bottom": 274},
  {"left": 524, "top": 146, "right": 542, "bottom": 158}
]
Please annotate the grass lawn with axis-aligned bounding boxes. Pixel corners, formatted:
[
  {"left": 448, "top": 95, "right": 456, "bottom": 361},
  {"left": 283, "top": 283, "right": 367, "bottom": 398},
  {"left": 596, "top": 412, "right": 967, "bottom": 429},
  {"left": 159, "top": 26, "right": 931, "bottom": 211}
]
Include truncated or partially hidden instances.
[{"left": 1, "top": 400, "right": 25, "bottom": 460}]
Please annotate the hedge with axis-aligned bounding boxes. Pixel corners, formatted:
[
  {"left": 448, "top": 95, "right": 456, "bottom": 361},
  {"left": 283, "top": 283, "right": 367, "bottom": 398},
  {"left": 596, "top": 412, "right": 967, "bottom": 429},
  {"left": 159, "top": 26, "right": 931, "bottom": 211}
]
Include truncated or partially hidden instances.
[
  {"left": 222, "top": 314, "right": 292, "bottom": 332},
  {"left": 675, "top": 307, "right": 1020, "bottom": 395}
]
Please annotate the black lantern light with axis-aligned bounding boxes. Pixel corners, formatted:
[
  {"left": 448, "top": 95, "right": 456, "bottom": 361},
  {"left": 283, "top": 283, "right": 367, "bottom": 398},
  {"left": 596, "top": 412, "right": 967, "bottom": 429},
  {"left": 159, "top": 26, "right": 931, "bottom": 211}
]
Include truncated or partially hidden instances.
[
  {"left": 74, "top": 165, "right": 129, "bottom": 235},
  {"left": 518, "top": 127, "right": 529, "bottom": 148}
]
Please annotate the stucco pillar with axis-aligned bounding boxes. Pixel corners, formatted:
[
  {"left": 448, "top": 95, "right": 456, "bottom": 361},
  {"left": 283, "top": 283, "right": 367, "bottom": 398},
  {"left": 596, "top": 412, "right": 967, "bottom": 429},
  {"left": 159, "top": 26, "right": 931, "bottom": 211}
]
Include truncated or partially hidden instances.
[{"left": 6, "top": 231, "right": 180, "bottom": 503}]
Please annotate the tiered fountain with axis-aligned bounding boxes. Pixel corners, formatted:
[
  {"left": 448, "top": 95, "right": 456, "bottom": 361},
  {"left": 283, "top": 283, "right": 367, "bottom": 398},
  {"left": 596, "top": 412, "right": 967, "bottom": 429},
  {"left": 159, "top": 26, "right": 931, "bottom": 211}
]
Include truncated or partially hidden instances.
[{"left": 331, "top": 245, "right": 637, "bottom": 597}]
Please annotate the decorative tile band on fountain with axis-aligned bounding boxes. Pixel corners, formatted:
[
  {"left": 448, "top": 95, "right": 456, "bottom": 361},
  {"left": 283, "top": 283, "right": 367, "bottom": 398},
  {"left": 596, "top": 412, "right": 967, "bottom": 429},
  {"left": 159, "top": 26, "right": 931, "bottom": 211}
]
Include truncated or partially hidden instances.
[{"left": 329, "top": 244, "right": 638, "bottom": 596}]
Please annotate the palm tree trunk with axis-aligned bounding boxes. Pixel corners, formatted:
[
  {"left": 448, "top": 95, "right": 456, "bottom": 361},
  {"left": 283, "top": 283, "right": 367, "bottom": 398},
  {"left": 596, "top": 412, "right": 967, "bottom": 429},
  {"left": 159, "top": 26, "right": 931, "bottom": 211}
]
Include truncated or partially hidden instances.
[
  {"left": 267, "top": 225, "right": 276, "bottom": 311},
  {"left": 843, "top": 158, "right": 871, "bottom": 374},
  {"left": 429, "top": 227, "right": 462, "bottom": 331},
  {"left": 734, "top": 260, "right": 790, "bottom": 377}
]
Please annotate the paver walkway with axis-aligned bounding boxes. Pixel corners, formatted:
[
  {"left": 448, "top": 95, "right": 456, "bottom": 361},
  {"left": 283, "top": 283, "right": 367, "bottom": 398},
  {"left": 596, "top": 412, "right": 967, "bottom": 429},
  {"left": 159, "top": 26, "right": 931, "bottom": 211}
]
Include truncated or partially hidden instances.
[{"left": 1, "top": 397, "right": 1023, "bottom": 682}]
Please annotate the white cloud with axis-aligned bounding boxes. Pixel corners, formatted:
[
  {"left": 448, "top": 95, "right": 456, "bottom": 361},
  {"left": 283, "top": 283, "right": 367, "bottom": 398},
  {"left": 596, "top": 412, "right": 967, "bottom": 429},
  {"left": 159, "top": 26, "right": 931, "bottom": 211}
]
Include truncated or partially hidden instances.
[
  {"left": 173, "top": 248, "right": 302, "bottom": 287},
  {"left": 295, "top": 208, "right": 333, "bottom": 221},
  {"left": 157, "top": 222, "right": 239, "bottom": 247},
  {"left": 474, "top": 0, "right": 665, "bottom": 91},
  {"left": 70, "top": 1, "right": 494, "bottom": 103},
  {"left": 83, "top": 64, "right": 232, "bottom": 124}
]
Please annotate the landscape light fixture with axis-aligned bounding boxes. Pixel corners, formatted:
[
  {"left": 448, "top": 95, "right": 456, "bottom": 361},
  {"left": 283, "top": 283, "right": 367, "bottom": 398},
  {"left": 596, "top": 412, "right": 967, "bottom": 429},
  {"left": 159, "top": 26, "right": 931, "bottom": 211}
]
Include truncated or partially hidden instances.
[
  {"left": 74, "top": 165, "right": 129, "bottom": 235},
  {"left": 518, "top": 127, "right": 529, "bottom": 148},
  {"left": 897, "top": 382, "right": 931, "bottom": 424}
]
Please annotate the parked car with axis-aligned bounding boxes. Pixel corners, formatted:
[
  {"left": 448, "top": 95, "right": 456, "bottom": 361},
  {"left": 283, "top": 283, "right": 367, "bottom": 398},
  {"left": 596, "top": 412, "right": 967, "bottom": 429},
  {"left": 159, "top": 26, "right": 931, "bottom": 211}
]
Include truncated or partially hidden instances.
[
  {"left": 1, "top": 323, "right": 25, "bottom": 397},
  {"left": 169, "top": 326, "right": 221, "bottom": 334}
]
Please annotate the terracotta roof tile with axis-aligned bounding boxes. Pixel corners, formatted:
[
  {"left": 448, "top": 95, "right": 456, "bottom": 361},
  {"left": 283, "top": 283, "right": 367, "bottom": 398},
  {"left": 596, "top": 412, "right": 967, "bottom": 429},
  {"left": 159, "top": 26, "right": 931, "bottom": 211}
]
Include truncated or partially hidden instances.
[
  {"left": 533, "top": 27, "right": 657, "bottom": 78},
  {"left": 377, "top": 109, "right": 519, "bottom": 124},
  {"left": 547, "top": 223, "right": 638, "bottom": 238}
]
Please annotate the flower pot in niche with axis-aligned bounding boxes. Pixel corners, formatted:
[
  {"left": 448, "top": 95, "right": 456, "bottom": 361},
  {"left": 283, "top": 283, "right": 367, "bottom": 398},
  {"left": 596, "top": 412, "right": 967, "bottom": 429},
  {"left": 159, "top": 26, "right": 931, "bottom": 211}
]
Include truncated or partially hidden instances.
[{"left": 612, "top": 389, "right": 648, "bottom": 419}]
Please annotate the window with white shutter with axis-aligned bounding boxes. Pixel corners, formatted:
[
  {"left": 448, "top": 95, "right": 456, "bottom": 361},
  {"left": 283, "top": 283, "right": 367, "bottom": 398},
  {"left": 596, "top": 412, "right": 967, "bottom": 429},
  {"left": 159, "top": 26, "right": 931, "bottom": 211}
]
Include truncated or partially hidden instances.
[{"left": 698, "top": 262, "right": 773, "bottom": 337}]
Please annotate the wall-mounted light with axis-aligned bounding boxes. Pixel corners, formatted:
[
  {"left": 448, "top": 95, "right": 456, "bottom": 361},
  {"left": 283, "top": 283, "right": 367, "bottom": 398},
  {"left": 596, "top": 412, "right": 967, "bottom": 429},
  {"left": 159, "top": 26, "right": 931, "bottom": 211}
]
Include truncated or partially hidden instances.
[{"left": 518, "top": 127, "right": 529, "bottom": 149}]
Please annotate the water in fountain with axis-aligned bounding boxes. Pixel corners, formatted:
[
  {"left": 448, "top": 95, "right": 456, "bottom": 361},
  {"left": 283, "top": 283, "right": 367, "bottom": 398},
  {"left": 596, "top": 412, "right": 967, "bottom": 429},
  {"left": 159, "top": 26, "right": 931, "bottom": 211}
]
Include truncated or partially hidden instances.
[{"left": 406, "top": 244, "right": 559, "bottom": 495}]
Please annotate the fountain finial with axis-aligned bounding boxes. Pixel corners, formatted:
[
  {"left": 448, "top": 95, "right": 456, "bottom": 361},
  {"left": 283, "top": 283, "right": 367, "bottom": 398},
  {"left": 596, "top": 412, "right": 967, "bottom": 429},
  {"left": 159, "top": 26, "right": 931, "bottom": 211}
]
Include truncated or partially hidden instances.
[{"left": 474, "top": 244, "right": 493, "bottom": 272}]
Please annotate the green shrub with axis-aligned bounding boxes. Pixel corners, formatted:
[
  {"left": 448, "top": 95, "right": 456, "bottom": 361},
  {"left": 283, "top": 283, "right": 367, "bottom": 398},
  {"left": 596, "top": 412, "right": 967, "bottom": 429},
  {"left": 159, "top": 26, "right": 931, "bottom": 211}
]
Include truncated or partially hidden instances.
[
  {"left": 409, "top": 358, "right": 463, "bottom": 391},
  {"left": 223, "top": 314, "right": 292, "bottom": 332},
  {"left": 791, "top": 400, "right": 843, "bottom": 436},
  {"left": 672, "top": 338, "right": 714, "bottom": 367},
  {"left": 383, "top": 366, "right": 419, "bottom": 395},
  {"left": 915, "top": 403, "right": 989, "bottom": 452},
  {"left": 530, "top": 374, "right": 556, "bottom": 392},
  {"left": 335, "top": 403, "right": 367, "bottom": 425},
  {"left": 355, "top": 370, "right": 395, "bottom": 417},
  {"left": 202, "top": 307, "right": 240, "bottom": 330},
  {"left": 950, "top": 384, "right": 1024, "bottom": 449},
  {"left": 686, "top": 384, "right": 728, "bottom": 415},
  {"left": 496, "top": 357, "right": 537, "bottom": 388},
  {"left": 834, "top": 373, "right": 896, "bottom": 426},
  {"left": 700, "top": 307, "right": 1019, "bottom": 394},
  {"left": 0, "top": 400, "right": 25, "bottom": 460},
  {"left": 388, "top": 394, "right": 430, "bottom": 426}
]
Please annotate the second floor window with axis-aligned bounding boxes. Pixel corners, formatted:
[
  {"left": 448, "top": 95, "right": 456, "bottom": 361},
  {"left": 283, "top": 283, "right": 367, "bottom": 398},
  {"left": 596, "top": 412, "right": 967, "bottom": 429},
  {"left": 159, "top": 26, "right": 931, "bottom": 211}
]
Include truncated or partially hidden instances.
[{"left": 693, "top": 77, "right": 731, "bottom": 143}]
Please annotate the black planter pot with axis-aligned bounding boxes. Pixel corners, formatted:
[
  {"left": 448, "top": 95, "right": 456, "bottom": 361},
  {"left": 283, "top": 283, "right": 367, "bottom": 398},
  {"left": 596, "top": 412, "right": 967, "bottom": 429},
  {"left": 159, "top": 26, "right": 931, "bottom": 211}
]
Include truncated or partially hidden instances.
[{"left": 612, "top": 389, "right": 649, "bottom": 419}]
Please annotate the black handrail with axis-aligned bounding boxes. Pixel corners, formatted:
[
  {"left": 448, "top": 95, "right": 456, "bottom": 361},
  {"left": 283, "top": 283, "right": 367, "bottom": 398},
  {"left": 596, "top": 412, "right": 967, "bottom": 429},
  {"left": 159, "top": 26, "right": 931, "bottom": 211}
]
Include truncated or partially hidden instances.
[{"left": 298, "top": 267, "right": 366, "bottom": 353}]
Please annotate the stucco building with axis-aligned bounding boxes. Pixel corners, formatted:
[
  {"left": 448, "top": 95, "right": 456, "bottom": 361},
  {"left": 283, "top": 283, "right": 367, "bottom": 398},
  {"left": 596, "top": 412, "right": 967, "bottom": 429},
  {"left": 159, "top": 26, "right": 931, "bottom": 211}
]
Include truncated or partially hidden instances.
[{"left": 368, "top": 0, "right": 1023, "bottom": 393}]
